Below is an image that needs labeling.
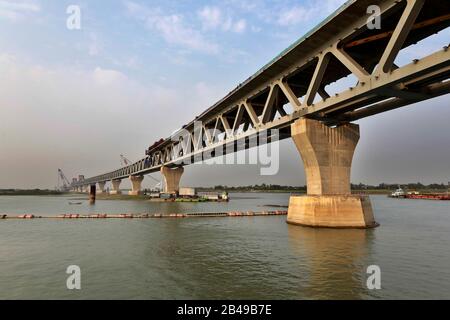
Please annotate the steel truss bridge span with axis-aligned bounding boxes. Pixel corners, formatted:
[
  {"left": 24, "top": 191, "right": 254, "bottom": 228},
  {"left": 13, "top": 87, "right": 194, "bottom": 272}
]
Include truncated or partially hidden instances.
[{"left": 73, "top": 0, "right": 450, "bottom": 188}]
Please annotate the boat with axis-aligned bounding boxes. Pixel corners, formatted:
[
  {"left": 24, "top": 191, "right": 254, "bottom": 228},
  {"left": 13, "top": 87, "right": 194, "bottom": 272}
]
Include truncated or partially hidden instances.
[
  {"left": 389, "top": 187, "right": 450, "bottom": 200},
  {"left": 389, "top": 187, "right": 406, "bottom": 198},
  {"left": 69, "top": 202, "right": 82, "bottom": 205}
]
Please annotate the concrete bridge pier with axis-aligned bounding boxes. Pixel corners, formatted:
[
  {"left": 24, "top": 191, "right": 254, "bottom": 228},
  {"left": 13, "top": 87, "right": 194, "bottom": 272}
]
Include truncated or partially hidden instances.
[
  {"left": 161, "top": 166, "right": 184, "bottom": 194},
  {"left": 89, "top": 184, "right": 96, "bottom": 204},
  {"left": 287, "top": 118, "right": 378, "bottom": 228},
  {"left": 110, "top": 179, "right": 122, "bottom": 195},
  {"left": 97, "top": 182, "right": 106, "bottom": 194},
  {"left": 129, "top": 175, "right": 144, "bottom": 196}
]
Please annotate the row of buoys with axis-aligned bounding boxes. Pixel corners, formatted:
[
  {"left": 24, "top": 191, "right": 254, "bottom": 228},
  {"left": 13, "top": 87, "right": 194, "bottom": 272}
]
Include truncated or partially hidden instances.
[
  {"left": 58, "top": 214, "right": 82, "bottom": 219},
  {"left": 227, "top": 210, "right": 287, "bottom": 217},
  {"left": 228, "top": 210, "right": 286, "bottom": 216},
  {"left": 0, "top": 211, "right": 288, "bottom": 220}
]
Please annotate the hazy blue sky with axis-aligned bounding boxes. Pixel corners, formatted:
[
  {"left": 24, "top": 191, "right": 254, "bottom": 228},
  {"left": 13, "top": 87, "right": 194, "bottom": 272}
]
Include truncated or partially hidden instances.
[{"left": 0, "top": 0, "right": 449, "bottom": 189}]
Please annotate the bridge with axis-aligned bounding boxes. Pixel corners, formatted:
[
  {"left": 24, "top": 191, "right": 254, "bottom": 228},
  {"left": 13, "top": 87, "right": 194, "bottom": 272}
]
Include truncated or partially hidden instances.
[{"left": 72, "top": 0, "right": 450, "bottom": 228}]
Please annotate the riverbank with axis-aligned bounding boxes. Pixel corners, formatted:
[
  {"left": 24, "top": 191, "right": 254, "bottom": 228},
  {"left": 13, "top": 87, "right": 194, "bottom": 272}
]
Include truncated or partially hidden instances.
[
  {"left": 201, "top": 189, "right": 448, "bottom": 195},
  {"left": 0, "top": 189, "right": 63, "bottom": 196},
  {"left": 2, "top": 188, "right": 446, "bottom": 198}
]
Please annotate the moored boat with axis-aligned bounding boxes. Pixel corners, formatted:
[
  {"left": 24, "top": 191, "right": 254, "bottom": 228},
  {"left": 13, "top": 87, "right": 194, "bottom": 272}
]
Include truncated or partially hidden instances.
[{"left": 389, "top": 188, "right": 406, "bottom": 198}]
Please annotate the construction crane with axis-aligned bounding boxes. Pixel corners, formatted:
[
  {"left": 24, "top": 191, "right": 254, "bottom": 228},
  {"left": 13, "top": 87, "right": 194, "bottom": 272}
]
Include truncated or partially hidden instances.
[
  {"left": 120, "top": 154, "right": 132, "bottom": 167},
  {"left": 57, "top": 169, "right": 71, "bottom": 192}
]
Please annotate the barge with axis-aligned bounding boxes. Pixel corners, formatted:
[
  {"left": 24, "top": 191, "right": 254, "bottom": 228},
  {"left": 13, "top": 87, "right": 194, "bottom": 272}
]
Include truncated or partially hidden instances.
[
  {"left": 405, "top": 194, "right": 450, "bottom": 200},
  {"left": 389, "top": 187, "right": 450, "bottom": 200}
]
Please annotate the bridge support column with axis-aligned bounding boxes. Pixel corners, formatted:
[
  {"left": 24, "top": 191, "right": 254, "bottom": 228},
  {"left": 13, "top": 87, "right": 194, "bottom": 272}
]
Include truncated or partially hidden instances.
[
  {"left": 129, "top": 176, "right": 144, "bottom": 196},
  {"left": 89, "top": 184, "right": 96, "bottom": 204},
  {"left": 287, "top": 118, "right": 377, "bottom": 228},
  {"left": 110, "top": 179, "right": 122, "bottom": 195},
  {"left": 97, "top": 182, "right": 106, "bottom": 194},
  {"left": 161, "top": 166, "right": 184, "bottom": 194}
]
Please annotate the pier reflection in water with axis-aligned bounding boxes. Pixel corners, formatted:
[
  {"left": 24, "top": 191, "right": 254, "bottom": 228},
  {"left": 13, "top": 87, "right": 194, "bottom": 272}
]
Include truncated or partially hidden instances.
[{"left": 287, "top": 226, "right": 376, "bottom": 299}]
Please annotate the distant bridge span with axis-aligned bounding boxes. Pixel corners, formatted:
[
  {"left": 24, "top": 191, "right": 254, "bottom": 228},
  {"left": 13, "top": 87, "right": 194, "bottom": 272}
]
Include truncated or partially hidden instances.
[{"left": 73, "top": 0, "right": 450, "bottom": 228}]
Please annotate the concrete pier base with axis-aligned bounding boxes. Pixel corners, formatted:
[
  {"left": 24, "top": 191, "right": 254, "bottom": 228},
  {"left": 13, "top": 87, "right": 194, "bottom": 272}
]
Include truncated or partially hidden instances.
[
  {"left": 110, "top": 179, "right": 122, "bottom": 195},
  {"left": 161, "top": 166, "right": 184, "bottom": 194},
  {"left": 288, "top": 118, "right": 377, "bottom": 229},
  {"left": 287, "top": 195, "right": 377, "bottom": 228},
  {"left": 129, "top": 175, "right": 144, "bottom": 196}
]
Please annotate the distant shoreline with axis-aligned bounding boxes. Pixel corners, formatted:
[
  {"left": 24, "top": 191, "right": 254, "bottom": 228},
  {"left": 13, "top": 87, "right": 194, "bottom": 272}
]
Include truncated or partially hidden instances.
[
  {"left": 0, "top": 189, "right": 63, "bottom": 196},
  {"left": 1, "top": 187, "right": 448, "bottom": 197}
]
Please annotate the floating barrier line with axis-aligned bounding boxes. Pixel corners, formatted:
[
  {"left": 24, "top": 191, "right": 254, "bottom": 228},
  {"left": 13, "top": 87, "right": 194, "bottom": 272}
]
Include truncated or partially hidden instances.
[{"left": 0, "top": 211, "right": 287, "bottom": 220}]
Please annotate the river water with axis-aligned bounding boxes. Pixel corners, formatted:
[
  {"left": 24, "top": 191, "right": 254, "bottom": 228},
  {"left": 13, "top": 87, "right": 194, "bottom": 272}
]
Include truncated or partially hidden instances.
[{"left": 0, "top": 193, "right": 449, "bottom": 299}]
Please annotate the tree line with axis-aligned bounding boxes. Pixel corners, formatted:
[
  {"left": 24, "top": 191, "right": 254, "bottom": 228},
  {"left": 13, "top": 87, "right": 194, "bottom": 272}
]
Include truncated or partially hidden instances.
[{"left": 198, "top": 182, "right": 449, "bottom": 191}]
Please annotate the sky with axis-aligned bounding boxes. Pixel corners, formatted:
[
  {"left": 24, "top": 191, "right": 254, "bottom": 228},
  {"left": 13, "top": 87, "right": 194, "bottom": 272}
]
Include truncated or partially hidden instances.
[{"left": 0, "top": 0, "right": 449, "bottom": 189}]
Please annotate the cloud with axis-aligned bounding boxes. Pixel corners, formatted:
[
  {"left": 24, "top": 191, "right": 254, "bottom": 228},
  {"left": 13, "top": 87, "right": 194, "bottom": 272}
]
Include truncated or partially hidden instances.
[
  {"left": 110, "top": 56, "right": 140, "bottom": 69},
  {"left": 277, "top": 6, "right": 313, "bottom": 26},
  {"left": 198, "top": 6, "right": 221, "bottom": 29},
  {"left": 0, "top": 54, "right": 232, "bottom": 187},
  {"left": 223, "top": 0, "right": 348, "bottom": 28},
  {"left": 231, "top": 19, "right": 246, "bottom": 33},
  {"left": 125, "top": 1, "right": 218, "bottom": 54},
  {"left": 0, "top": 0, "right": 40, "bottom": 21},
  {"left": 276, "top": 0, "right": 349, "bottom": 26},
  {"left": 92, "top": 67, "right": 127, "bottom": 86},
  {"left": 198, "top": 6, "right": 247, "bottom": 33}
]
